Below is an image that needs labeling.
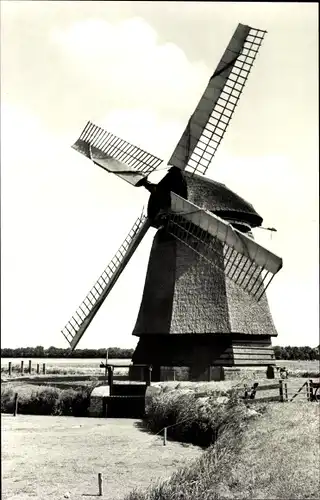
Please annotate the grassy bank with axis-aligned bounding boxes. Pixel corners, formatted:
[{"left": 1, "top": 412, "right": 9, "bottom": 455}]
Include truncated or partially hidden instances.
[
  {"left": 1, "top": 383, "right": 95, "bottom": 416},
  {"left": 126, "top": 393, "right": 319, "bottom": 500}
]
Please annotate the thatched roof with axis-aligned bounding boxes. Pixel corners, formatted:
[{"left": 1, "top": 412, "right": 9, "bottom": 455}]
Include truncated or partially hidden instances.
[
  {"left": 132, "top": 174, "right": 277, "bottom": 338},
  {"left": 185, "top": 172, "right": 263, "bottom": 227}
]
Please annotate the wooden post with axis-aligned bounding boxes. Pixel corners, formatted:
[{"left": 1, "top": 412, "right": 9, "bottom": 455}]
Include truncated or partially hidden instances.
[
  {"left": 105, "top": 350, "right": 109, "bottom": 379},
  {"left": 306, "top": 380, "right": 310, "bottom": 401},
  {"left": 107, "top": 366, "right": 114, "bottom": 389},
  {"left": 284, "top": 382, "right": 288, "bottom": 401},
  {"left": 163, "top": 427, "right": 167, "bottom": 446},
  {"left": 279, "top": 380, "right": 284, "bottom": 402},
  {"left": 37, "top": 363, "right": 40, "bottom": 374},
  {"left": 28, "top": 360, "right": 32, "bottom": 374},
  {"left": 8, "top": 362, "right": 12, "bottom": 376},
  {"left": 98, "top": 473, "right": 103, "bottom": 496},
  {"left": 309, "top": 380, "right": 314, "bottom": 402},
  {"left": 13, "top": 393, "right": 18, "bottom": 416},
  {"left": 42, "top": 363, "right": 46, "bottom": 375},
  {"left": 146, "top": 365, "right": 152, "bottom": 386},
  {"left": 20, "top": 360, "right": 24, "bottom": 374}
]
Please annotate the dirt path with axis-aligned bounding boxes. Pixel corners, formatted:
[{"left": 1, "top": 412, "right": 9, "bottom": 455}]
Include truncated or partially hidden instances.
[{"left": 2, "top": 414, "right": 202, "bottom": 500}]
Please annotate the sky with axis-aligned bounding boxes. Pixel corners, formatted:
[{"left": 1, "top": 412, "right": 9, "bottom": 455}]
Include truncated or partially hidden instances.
[{"left": 1, "top": 1, "right": 318, "bottom": 349}]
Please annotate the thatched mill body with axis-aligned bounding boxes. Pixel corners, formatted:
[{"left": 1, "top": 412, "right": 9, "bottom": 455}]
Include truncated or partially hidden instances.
[{"left": 61, "top": 24, "right": 283, "bottom": 381}]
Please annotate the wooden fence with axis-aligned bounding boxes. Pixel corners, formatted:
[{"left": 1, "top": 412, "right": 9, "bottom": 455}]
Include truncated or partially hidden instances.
[
  {"left": 4, "top": 361, "right": 46, "bottom": 375},
  {"left": 194, "top": 379, "right": 319, "bottom": 403}
]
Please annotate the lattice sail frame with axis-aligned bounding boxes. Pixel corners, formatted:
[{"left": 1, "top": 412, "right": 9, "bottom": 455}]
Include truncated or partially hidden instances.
[
  {"left": 72, "top": 121, "right": 163, "bottom": 186},
  {"left": 62, "top": 212, "right": 150, "bottom": 350},
  {"left": 167, "top": 193, "right": 282, "bottom": 301},
  {"left": 169, "top": 24, "right": 267, "bottom": 176}
]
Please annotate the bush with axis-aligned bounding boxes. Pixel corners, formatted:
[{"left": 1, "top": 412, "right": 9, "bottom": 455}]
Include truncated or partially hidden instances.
[
  {"left": 144, "top": 388, "right": 251, "bottom": 448},
  {"left": 1, "top": 384, "right": 93, "bottom": 417}
]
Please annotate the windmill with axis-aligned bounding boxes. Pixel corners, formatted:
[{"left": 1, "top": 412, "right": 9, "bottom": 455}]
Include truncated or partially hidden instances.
[{"left": 61, "top": 24, "right": 283, "bottom": 381}]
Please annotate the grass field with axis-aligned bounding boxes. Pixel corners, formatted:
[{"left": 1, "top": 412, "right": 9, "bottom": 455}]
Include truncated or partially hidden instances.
[
  {"left": 2, "top": 402, "right": 319, "bottom": 500},
  {"left": 1, "top": 358, "right": 131, "bottom": 377},
  {"left": 2, "top": 358, "right": 319, "bottom": 378},
  {"left": 1, "top": 414, "right": 202, "bottom": 500}
]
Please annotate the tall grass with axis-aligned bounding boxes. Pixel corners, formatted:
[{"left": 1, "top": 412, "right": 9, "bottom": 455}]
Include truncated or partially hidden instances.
[
  {"left": 1, "top": 383, "right": 96, "bottom": 416},
  {"left": 126, "top": 390, "right": 319, "bottom": 500},
  {"left": 127, "top": 391, "right": 259, "bottom": 500}
]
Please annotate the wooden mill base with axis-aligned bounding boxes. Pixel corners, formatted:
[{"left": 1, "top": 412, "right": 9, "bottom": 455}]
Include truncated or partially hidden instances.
[{"left": 130, "top": 333, "right": 276, "bottom": 382}]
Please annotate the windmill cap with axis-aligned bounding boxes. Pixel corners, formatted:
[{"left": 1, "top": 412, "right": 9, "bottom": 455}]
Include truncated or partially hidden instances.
[{"left": 184, "top": 172, "right": 263, "bottom": 228}]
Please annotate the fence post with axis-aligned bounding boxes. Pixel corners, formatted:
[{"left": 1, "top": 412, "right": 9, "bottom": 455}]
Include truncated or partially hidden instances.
[
  {"left": 98, "top": 473, "right": 103, "bottom": 496},
  {"left": 163, "top": 427, "right": 167, "bottom": 446},
  {"left": 105, "top": 350, "right": 109, "bottom": 379},
  {"left": 146, "top": 365, "right": 152, "bottom": 386},
  {"left": 8, "top": 362, "right": 12, "bottom": 376},
  {"left": 279, "top": 380, "right": 284, "bottom": 402},
  {"left": 309, "top": 380, "right": 314, "bottom": 401},
  {"left": 107, "top": 366, "right": 114, "bottom": 389},
  {"left": 37, "top": 364, "right": 40, "bottom": 374},
  {"left": 284, "top": 382, "right": 288, "bottom": 401},
  {"left": 306, "top": 380, "right": 310, "bottom": 401},
  {"left": 13, "top": 393, "right": 18, "bottom": 416},
  {"left": 42, "top": 363, "right": 46, "bottom": 375},
  {"left": 20, "top": 360, "right": 24, "bottom": 374},
  {"left": 28, "top": 360, "right": 32, "bottom": 374}
]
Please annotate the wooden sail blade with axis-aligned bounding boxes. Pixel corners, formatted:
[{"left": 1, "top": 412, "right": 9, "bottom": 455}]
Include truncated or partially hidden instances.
[
  {"left": 61, "top": 213, "right": 150, "bottom": 350},
  {"left": 168, "top": 193, "right": 282, "bottom": 301},
  {"left": 72, "top": 121, "right": 163, "bottom": 186},
  {"left": 168, "top": 24, "right": 267, "bottom": 175}
]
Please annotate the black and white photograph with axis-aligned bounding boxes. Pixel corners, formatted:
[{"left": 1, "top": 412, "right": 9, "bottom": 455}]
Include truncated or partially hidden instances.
[{"left": 1, "top": 2, "right": 319, "bottom": 499}]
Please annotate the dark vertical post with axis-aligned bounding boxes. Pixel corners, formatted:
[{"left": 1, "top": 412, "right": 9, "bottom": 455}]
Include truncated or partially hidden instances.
[
  {"left": 98, "top": 473, "right": 103, "bottom": 496},
  {"left": 28, "top": 360, "right": 32, "bottom": 374},
  {"left": 42, "top": 363, "right": 46, "bottom": 375},
  {"left": 306, "top": 380, "right": 310, "bottom": 401},
  {"left": 8, "top": 362, "right": 12, "bottom": 376},
  {"left": 13, "top": 393, "right": 18, "bottom": 416},
  {"left": 279, "top": 380, "right": 284, "bottom": 402},
  {"left": 20, "top": 360, "right": 24, "bottom": 374},
  {"left": 105, "top": 349, "right": 109, "bottom": 379},
  {"left": 309, "top": 380, "right": 314, "bottom": 401},
  {"left": 37, "top": 364, "right": 40, "bottom": 374},
  {"left": 107, "top": 366, "right": 114, "bottom": 390},
  {"left": 146, "top": 365, "right": 152, "bottom": 386},
  {"left": 267, "top": 365, "right": 275, "bottom": 379},
  {"left": 284, "top": 382, "right": 288, "bottom": 401},
  {"left": 163, "top": 427, "right": 167, "bottom": 446}
]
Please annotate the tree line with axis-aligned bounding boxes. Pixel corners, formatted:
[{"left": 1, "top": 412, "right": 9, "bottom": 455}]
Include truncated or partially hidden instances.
[
  {"left": 1, "top": 345, "right": 319, "bottom": 360},
  {"left": 273, "top": 345, "right": 319, "bottom": 361},
  {"left": 0, "top": 346, "right": 134, "bottom": 359}
]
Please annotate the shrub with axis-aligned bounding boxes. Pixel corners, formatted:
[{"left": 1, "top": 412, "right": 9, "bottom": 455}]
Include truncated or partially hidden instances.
[
  {"left": 1, "top": 383, "right": 94, "bottom": 416},
  {"left": 144, "top": 388, "right": 250, "bottom": 448}
]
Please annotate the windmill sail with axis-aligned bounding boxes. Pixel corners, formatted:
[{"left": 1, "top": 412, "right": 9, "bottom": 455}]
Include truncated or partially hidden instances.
[
  {"left": 72, "top": 121, "right": 163, "bottom": 186},
  {"left": 168, "top": 193, "right": 282, "bottom": 301},
  {"left": 61, "top": 212, "right": 150, "bottom": 350},
  {"left": 168, "top": 24, "right": 266, "bottom": 175}
]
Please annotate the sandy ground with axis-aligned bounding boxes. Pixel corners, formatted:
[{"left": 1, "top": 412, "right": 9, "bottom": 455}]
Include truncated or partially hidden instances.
[{"left": 1, "top": 414, "right": 202, "bottom": 500}]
